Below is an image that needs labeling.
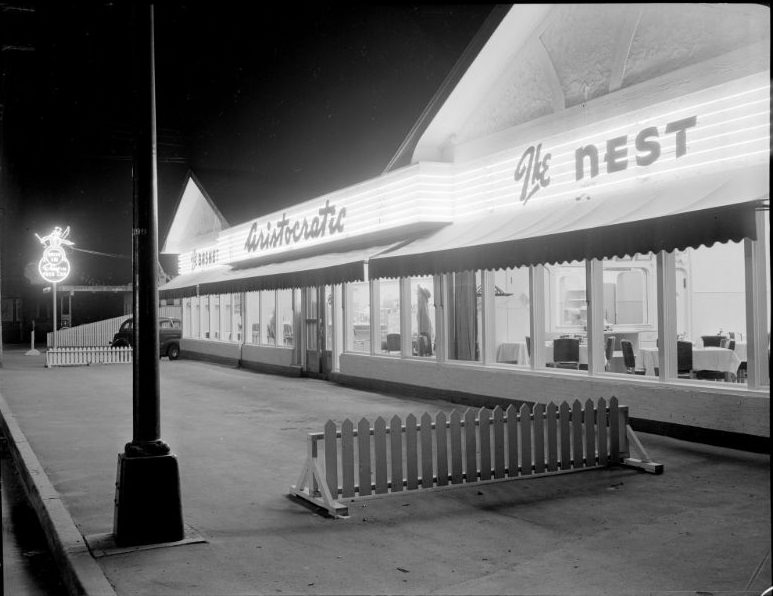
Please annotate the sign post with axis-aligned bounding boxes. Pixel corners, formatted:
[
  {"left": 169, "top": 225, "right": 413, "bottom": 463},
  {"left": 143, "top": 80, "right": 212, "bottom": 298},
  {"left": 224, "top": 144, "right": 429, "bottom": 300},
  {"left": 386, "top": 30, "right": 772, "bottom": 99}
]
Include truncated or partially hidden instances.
[{"left": 36, "top": 227, "right": 72, "bottom": 348}]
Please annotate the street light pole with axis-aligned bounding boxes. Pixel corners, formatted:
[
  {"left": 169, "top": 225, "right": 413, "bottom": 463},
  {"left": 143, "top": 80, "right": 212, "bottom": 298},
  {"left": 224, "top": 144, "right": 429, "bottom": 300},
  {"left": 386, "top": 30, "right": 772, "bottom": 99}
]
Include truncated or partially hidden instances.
[{"left": 113, "top": 0, "right": 184, "bottom": 547}]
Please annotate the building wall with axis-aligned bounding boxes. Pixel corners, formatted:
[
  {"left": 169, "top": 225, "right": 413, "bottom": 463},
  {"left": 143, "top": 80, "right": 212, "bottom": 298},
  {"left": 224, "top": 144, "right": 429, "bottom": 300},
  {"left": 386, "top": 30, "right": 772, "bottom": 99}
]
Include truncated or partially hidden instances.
[{"left": 338, "top": 353, "right": 770, "bottom": 440}]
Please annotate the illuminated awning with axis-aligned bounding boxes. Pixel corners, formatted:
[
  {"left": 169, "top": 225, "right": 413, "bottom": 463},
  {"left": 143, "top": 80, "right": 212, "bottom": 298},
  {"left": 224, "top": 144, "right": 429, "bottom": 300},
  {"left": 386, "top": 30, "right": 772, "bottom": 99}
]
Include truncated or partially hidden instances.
[
  {"left": 369, "top": 166, "right": 769, "bottom": 279},
  {"left": 160, "top": 244, "right": 396, "bottom": 298}
]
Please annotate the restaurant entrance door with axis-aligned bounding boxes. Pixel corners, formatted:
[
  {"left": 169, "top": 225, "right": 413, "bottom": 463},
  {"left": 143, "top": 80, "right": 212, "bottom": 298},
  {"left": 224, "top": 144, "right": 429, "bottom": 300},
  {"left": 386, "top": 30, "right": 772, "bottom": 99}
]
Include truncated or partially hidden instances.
[{"left": 303, "top": 286, "right": 333, "bottom": 378}]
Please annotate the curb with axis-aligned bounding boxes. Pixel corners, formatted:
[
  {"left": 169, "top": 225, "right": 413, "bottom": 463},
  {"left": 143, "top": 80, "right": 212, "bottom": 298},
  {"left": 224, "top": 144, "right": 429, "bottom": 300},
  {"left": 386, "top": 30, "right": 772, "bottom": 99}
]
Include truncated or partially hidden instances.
[{"left": 0, "top": 392, "right": 117, "bottom": 596}]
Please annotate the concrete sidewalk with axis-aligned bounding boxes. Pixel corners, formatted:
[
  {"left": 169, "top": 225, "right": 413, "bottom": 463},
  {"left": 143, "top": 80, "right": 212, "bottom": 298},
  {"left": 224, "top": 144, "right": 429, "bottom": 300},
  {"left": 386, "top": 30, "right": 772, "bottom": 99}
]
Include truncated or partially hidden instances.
[{"left": 0, "top": 345, "right": 770, "bottom": 595}]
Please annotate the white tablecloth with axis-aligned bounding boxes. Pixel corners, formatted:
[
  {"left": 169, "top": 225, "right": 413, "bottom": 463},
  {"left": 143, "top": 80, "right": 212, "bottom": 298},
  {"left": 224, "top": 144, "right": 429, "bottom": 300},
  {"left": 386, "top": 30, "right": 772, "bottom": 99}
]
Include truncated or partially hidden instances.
[
  {"left": 495, "top": 341, "right": 590, "bottom": 366},
  {"left": 640, "top": 347, "right": 741, "bottom": 376},
  {"left": 733, "top": 342, "right": 747, "bottom": 362},
  {"left": 496, "top": 342, "right": 529, "bottom": 364}
]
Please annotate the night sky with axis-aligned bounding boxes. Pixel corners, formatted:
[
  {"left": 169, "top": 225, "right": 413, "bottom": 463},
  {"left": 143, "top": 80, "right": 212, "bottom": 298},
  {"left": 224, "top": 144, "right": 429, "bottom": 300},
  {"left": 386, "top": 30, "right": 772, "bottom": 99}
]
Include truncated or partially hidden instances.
[{"left": 1, "top": 2, "right": 494, "bottom": 285}]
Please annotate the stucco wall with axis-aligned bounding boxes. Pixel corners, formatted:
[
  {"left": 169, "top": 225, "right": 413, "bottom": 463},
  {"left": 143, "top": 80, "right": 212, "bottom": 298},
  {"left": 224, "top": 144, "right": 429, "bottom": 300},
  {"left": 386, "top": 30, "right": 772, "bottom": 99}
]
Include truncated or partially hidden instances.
[
  {"left": 339, "top": 353, "right": 770, "bottom": 439},
  {"left": 240, "top": 344, "right": 294, "bottom": 367},
  {"left": 181, "top": 338, "right": 241, "bottom": 364}
]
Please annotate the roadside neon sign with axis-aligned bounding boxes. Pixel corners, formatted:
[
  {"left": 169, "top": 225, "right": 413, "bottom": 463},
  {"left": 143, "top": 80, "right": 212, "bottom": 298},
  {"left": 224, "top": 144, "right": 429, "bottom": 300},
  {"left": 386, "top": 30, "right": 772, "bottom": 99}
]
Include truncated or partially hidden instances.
[{"left": 36, "top": 226, "right": 73, "bottom": 284}]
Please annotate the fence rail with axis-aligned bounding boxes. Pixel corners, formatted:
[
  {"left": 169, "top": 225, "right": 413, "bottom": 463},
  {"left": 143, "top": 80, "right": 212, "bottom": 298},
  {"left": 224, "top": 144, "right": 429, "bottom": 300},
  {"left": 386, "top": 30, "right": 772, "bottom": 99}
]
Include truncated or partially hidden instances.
[
  {"left": 45, "top": 346, "right": 132, "bottom": 367},
  {"left": 290, "top": 397, "right": 662, "bottom": 517},
  {"left": 46, "top": 306, "right": 182, "bottom": 347}
]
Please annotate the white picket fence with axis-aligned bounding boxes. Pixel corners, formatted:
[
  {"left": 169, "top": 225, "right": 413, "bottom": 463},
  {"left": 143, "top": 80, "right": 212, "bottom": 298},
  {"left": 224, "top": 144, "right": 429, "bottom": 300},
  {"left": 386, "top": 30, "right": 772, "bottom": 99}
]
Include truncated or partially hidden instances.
[
  {"left": 45, "top": 346, "right": 132, "bottom": 367},
  {"left": 46, "top": 306, "right": 182, "bottom": 347},
  {"left": 290, "top": 397, "right": 662, "bottom": 517}
]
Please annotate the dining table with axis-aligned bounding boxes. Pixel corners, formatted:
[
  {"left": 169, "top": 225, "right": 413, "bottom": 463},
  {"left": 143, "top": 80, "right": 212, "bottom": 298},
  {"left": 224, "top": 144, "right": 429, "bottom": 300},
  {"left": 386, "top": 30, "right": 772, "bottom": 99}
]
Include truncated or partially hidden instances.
[
  {"left": 640, "top": 346, "right": 741, "bottom": 379},
  {"left": 495, "top": 342, "right": 529, "bottom": 364},
  {"left": 495, "top": 341, "right": 592, "bottom": 366}
]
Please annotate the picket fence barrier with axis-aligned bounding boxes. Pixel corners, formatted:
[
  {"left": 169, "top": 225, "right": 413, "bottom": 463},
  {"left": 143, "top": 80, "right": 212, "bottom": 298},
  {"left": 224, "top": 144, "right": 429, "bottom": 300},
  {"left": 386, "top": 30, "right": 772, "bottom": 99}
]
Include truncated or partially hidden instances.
[
  {"left": 45, "top": 346, "right": 133, "bottom": 367},
  {"left": 46, "top": 306, "right": 182, "bottom": 347},
  {"left": 290, "top": 397, "right": 662, "bottom": 517}
]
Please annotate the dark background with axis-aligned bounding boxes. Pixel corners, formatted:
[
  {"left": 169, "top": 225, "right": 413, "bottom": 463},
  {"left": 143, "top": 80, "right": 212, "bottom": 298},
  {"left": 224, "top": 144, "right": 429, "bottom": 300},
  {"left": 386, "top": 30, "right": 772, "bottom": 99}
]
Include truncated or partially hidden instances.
[{"left": 1, "top": 2, "right": 494, "bottom": 292}]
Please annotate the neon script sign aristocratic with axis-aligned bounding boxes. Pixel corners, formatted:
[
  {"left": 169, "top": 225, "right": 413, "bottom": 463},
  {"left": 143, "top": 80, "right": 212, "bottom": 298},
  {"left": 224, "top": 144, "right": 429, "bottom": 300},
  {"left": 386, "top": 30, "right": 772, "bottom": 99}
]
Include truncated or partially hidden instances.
[{"left": 244, "top": 199, "right": 346, "bottom": 254}]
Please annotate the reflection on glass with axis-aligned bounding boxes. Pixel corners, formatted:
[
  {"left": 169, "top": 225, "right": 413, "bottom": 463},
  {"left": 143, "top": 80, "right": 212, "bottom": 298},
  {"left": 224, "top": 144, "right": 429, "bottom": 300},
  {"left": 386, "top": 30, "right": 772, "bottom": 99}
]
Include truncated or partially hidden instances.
[
  {"left": 346, "top": 282, "right": 370, "bottom": 353},
  {"left": 222, "top": 294, "right": 232, "bottom": 340},
  {"left": 261, "top": 290, "right": 275, "bottom": 345},
  {"left": 183, "top": 297, "right": 192, "bottom": 338},
  {"left": 191, "top": 296, "right": 200, "bottom": 338},
  {"left": 245, "top": 291, "right": 260, "bottom": 344},
  {"left": 680, "top": 243, "right": 746, "bottom": 383},
  {"left": 278, "top": 289, "right": 294, "bottom": 346},
  {"left": 379, "top": 280, "right": 400, "bottom": 354},
  {"left": 201, "top": 295, "right": 210, "bottom": 339},
  {"left": 233, "top": 293, "right": 242, "bottom": 342},
  {"left": 410, "top": 276, "right": 435, "bottom": 358},
  {"left": 448, "top": 271, "right": 481, "bottom": 361},
  {"left": 493, "top": 267, "right": 530, "bottom": 367}
]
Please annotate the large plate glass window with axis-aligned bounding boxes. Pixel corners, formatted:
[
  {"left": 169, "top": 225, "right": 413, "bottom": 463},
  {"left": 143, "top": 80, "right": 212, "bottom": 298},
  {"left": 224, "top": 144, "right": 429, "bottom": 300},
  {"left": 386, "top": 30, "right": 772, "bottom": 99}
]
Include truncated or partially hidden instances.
[
  {"left": 379, "top": 280, "right": 401, "bottom": 355},
  {"left": 447, "top": 270, "right": 481, "bottom": 362},
  {"left": 409, "top": 276, "right": 435, "bottom": 358},
  {"left": 277, "top": 289, "right": 294, "bottom": 346},
  {"left": 677, "top": 242, "right": 746, "bottom": 384},
  {"left": 245, "top": 291, "right": 260, "bottom": 344},
  {"left": 345, "top": 282, "right": 370, "bottom": 353},
  {"left": 543, "top": 262, "right": 586, "bottom": 371},
  {"left": 201, "top": 295, "right": 211, "bottom": 339},
  {"left": 600, "top": 256, "right": 656, "bottom": 374},
  {"left": 261, "top": 290, "right": 276, "bottom": 345},
  {"left": 493, "top": 266, "right": 530, "bottom": 367}
]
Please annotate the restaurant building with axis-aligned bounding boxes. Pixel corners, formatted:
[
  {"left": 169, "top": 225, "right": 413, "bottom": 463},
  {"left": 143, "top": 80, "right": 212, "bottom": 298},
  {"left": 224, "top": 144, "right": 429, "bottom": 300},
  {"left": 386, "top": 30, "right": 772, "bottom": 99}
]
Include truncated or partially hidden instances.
[{"left": 160, "top": 4, "right": 770, "bottom": 449}]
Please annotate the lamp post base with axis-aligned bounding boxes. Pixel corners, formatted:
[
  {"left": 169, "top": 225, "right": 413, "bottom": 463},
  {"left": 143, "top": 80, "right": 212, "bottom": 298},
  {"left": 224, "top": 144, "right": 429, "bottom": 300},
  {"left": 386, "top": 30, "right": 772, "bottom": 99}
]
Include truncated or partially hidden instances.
[{"left": 113, "top": 450, "right": 184, "bottom": 546}]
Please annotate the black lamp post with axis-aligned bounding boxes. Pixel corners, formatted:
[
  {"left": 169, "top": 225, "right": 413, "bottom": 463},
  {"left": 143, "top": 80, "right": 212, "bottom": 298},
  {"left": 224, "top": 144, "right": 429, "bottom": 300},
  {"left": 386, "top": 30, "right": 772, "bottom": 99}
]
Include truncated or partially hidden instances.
[{"left": 113, "top": 0, "right": 184, "bottom": 546}]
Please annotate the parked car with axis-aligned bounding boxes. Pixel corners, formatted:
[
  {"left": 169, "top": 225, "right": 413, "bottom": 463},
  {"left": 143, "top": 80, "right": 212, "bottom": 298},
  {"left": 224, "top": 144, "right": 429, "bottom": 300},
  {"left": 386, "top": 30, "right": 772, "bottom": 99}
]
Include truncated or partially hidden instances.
[{"left": 111, "top": 317, "right": 182, "bottom": 360}]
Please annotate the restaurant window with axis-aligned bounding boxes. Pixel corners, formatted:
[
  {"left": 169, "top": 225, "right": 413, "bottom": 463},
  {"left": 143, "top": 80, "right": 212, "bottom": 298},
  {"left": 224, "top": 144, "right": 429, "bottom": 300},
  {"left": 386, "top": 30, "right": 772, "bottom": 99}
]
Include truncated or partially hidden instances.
[
  {"left": 233, "top": 293, "right": 243, "bottom": 343},
  {"left": 201, "top": 295, "right": 211, "bottom": 339},
  {"left": 183, "top": 297, "right": 192, "bottom": 338},
  {"left": 409, "top": 276, "right": 435, "bottom": 359},
  {"left": 277, "top": 289, "right": 294, "bottom": 346},
  {"left": 678, "top": 242, "right": 747, "bottom": 384},
  {"left": 543, "top": 263, "right": 585, "bottom": 371},
  {"left": 448, "top": 271, "right": 481, "bottom": 362},
  {"left": 600, "top": 255, "right": 657, "bottom": 374},
  {"left": 493, "top": 267, "right": 530, "bottom": 367},
  {"left": 191, "top": 296, "right": 200, "bottom": 338},
  {"left": 378, "top": 279, "right": 401, "bottom": 354},
  {"left": 221, "top": 294, "right": 232, "bottom": 341},
  {"left": 345, "top": 282, "right": 370, "bottom": 353},
  {"left": 210, "top": 294, "right": 220, "bottom": 339},
  {"left": 245, "top": 291, "right": 260, "bottom": 344},
  {"left": 261, "top": 290, "right": 276, "bottom": 345}
]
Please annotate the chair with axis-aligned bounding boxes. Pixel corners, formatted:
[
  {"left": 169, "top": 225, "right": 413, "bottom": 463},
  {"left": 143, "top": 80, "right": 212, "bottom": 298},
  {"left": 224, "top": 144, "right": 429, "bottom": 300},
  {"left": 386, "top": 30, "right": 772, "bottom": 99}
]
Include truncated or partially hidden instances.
[
  {"left": 553, "top": 337, "right": 580, "bottom": 369},
  {"left": 677, "top": 340, "right": 693, "bottom": 378},
  {"left": 418, "top": 333, "right": 432, "bottom": 356},
  {"left": 696, "top": 337, "right": 732, "bottom": 381},
  {"left": 604, "top": 336, "right": 615, "bottom": 371},
  {"left": 386, "top": 333, "right": 401, "bottom": 353},
  {"left": 621, "top": 340, "right": 645, "bottom": 375},
  {"left": 701, "top": 335, "right": 724, "bottom": 348},
  {"left": 525, "top": 336, "right": 531, "bottom": 359}
]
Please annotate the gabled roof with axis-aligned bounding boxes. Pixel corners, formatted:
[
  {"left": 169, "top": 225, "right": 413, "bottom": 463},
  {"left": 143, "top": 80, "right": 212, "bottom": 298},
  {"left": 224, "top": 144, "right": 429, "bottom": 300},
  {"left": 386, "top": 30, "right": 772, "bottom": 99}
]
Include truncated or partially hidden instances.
[
  {"left": 383, "top": 5, "right": 510, "bottom": 173},
  {"left": 162, "top": 171, "right": 229, "bottom": 254},
  {"left": 394, "top": 3, "right": 770, "bottom": 166}
]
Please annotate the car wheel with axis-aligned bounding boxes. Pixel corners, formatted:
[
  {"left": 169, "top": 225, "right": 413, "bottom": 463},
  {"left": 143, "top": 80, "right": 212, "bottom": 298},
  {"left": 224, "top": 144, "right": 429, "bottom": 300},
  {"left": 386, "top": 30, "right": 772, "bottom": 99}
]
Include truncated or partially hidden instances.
[
  {"left": 112, "top": 338, "right": 131, "bottom": 348},
  {"left": 167, "top": 343, "right": 180, "bottom": 360}
]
